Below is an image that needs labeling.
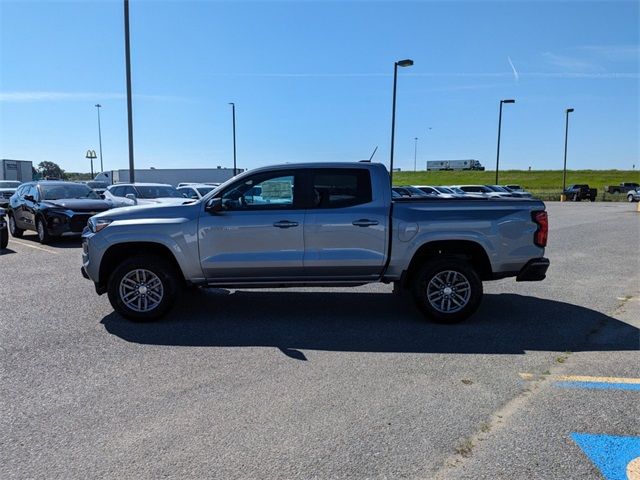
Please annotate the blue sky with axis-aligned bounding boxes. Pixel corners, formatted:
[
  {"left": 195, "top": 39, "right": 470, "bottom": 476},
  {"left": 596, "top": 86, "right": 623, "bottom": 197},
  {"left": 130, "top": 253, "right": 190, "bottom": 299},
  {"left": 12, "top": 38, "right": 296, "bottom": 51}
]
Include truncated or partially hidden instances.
[{"left": 1, "top": 0, "right": 638, "bottom": 173}]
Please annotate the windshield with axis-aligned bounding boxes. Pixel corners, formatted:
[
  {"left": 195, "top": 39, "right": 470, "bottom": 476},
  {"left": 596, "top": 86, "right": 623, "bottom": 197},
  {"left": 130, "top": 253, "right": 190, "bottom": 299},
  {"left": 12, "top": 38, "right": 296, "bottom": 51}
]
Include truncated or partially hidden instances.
[
  {"left": 450, "top": 187, "right": 466, "bottom": 194},
  {"left": 135, "top": 185, "right": 183, "bottom": 199},
  {"left": 435, "top": 186, "right": 453, "bottom": 194},
  {"left": 41, "top": 183, "right": 99, "bottom": 200},
  {"left": 0, "top": 181, "right": 21, "bottom": 188}
]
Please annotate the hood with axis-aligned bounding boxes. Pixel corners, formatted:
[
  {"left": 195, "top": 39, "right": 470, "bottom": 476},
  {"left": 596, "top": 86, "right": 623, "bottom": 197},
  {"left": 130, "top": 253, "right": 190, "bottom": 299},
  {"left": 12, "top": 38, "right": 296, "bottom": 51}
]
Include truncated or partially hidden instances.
[
  {"left": 92, "top": 199, "right": 199, "bottom": 221},
  {"left": 42, "top": 198, "right": 113, "bottom": 212}
]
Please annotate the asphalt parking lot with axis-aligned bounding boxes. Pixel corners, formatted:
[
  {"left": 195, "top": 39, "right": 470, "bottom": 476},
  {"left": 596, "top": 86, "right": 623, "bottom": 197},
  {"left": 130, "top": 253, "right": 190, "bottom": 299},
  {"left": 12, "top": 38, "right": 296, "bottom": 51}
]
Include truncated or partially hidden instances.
[{"left": 1, "top": 202, "right": 639, "bottom": 479}]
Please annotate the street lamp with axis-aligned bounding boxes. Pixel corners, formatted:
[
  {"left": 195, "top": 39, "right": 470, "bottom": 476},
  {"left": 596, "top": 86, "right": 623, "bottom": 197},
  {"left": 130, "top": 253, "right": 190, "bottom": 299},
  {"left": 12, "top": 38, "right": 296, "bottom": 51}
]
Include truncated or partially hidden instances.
[
  {"left": 124, "top": 0, "right": 135, "bottom": 182},
  {"left": 495, "top": 99, "right": 515, "bottom": 184},
  {"left": 86, "top": 149, "right": 97, "bottom": 178},
  {"left": 389, "top": 59, "right": 414, "bottom": 186},
  {"left": 229, "top": 102, "right": 237, "bottom": 176},
  {"left": 563, "top": 108, "right": 575, "bottom": 193},
  {"left": 95, "top": 104, "right": 103, "bottom": 173},
  {"left": 413, "top": 137, "right": 418, "bottom": 172}
]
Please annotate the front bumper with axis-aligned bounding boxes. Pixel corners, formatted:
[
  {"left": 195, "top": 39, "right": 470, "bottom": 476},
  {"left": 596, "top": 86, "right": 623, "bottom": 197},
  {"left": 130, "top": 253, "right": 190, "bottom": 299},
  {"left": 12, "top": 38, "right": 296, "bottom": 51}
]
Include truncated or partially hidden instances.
[
  {"left": 46, "top": 212, "right": 96, "bottom": 236},
  {"left": 516, "top": 257, "right": 550, "bottom": 282}
]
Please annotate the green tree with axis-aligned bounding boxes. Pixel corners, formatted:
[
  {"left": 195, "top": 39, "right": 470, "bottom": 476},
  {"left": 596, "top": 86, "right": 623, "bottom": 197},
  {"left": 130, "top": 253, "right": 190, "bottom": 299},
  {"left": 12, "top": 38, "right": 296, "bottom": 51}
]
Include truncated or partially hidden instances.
[{"left": 37, "top": 161, "right": 66, "bottom": 180}]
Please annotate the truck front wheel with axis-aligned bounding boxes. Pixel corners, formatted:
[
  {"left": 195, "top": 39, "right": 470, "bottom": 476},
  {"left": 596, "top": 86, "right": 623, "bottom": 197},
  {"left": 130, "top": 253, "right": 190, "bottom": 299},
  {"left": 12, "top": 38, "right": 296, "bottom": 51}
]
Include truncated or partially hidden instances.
[
  {"left": 412, "top": 258, "right": 483, "bottom": 324},
  {"left": 107, "top": 255, "right": 178, "bottom": 321}
]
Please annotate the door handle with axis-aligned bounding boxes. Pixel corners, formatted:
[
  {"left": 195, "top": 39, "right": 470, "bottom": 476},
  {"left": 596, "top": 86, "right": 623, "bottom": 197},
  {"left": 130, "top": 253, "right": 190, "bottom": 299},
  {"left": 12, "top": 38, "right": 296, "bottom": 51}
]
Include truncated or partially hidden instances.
[
  {"left": 273, "top": 220, "right": 299, "bottom": 228},
  {"left": 352, "top": 219, "right": 379, "bottom": 227}
]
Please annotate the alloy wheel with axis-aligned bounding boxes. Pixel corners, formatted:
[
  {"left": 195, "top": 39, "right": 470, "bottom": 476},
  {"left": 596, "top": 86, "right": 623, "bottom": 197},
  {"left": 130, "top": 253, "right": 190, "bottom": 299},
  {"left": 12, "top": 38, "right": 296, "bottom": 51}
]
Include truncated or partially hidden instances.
[
  {"left": 426, "top": 270, "right": 471, "bottom": 313},
  {"left": 119, "top": 269, "right": 164, "bottom": 313}
]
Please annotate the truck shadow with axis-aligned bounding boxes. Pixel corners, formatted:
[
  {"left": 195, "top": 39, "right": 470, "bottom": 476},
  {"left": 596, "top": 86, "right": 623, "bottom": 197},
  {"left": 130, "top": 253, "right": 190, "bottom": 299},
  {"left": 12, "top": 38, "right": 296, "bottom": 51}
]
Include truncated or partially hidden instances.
[{"left": 101, "top": 291, "right": 639, "bottom": 357}]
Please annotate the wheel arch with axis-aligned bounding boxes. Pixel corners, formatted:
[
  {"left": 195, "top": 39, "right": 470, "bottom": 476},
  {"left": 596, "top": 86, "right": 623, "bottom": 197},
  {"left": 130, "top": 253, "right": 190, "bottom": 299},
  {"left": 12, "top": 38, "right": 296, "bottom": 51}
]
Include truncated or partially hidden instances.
[
  {"left": 98, "top": 242, "right": 185, "bottom": 290},
  {"left": 403, "top": 239, "right": 493, "bottom": 288}
]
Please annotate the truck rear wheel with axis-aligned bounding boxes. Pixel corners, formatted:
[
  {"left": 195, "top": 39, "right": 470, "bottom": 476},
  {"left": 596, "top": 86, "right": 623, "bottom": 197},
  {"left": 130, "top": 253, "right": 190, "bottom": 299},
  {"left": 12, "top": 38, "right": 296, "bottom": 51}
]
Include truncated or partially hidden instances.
[
  {"left": 412, "top": 257, "right": 483, "bottom": 324},
  {"left": 107, "top": 255, "right": 178, "bottom": 321}
]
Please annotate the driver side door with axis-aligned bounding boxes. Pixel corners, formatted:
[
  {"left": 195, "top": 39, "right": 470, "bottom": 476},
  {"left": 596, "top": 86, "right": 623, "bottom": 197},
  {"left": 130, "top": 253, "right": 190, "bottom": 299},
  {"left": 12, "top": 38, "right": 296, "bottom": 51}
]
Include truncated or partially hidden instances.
[{"left": 198, "top": 170, "right": 305, "bottom": 282}]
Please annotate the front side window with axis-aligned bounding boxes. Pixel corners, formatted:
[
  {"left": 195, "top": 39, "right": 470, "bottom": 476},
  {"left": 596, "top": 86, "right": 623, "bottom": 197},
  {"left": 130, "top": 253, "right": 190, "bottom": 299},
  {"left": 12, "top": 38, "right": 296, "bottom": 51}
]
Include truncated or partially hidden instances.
[
  {"left": 220, "top": 173, "right": 296, "bottom": 210},
  {"left": 310, "top": 169, "right": 372, "bottom": 208}
]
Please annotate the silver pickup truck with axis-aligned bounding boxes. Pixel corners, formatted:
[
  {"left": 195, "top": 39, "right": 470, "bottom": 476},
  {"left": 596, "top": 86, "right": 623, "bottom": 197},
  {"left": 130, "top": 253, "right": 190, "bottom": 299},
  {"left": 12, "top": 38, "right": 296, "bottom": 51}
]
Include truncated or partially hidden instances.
[{"left": 81, "top": 162, "right": 549, "bottom": 323}]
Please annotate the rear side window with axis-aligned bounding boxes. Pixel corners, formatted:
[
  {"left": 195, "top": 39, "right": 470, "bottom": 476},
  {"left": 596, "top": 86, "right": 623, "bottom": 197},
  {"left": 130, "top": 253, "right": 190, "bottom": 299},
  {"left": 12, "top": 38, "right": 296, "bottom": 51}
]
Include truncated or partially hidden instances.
[{"left": 311, "top": 169, "right": 372, "bottom": 209}]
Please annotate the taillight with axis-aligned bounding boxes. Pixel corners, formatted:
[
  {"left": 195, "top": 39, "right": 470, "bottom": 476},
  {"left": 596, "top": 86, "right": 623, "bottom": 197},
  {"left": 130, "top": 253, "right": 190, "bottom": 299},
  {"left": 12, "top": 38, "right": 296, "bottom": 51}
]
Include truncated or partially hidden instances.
[{"left": 532, "top": 210, "right": 548, "bottom": 247}]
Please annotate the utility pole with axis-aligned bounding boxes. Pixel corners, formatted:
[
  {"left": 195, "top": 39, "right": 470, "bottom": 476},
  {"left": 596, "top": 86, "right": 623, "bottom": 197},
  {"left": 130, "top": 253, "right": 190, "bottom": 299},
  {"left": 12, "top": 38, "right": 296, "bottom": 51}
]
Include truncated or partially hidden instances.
[
  {"left": 95, "top": 104, "right": 104, "bottom": 172},
  {"left": 124, "top": 0, "right": 135, "bottom": 182}
]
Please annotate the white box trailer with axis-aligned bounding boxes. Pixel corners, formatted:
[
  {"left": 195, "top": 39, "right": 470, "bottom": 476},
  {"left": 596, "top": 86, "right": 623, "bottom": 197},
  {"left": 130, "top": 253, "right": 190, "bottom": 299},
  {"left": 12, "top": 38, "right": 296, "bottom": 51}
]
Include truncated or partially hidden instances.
[
  {"left": 427, "top": 160, "right": 485, "bottom": 171},
  {"left": 95, "top": 167, "right": 242, "bottom": 186},
  {"left": 1, "top": 159, "right": 33, "bottom": 182}
]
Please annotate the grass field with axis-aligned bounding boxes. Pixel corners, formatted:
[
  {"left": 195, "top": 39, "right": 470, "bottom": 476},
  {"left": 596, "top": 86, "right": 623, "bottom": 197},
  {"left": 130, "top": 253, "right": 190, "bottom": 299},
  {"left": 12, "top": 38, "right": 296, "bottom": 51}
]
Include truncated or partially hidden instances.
[{"left": 392, "top": 169, "right": 640, "bottom": 201}]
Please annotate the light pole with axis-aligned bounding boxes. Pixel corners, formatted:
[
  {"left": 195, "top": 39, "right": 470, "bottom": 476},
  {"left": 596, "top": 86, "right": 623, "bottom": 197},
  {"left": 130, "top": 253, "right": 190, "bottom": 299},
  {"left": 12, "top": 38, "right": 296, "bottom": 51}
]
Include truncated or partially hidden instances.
[
  {"left": 86, "top": 150, "right": 97, "bottom": 178},
  {"left": 389, "top": 59, "right": 414, "bottom": 186},
  {"left": 413, "top": 137, "right": 418, "bottom": 172},
  {"left": 95, "top": 104, "right": 103, "bottom": 173},
  {"left": 563, "top": 108, "right": 574, "bottom": 193},
  {"left": 229, "top": 102, "right": 237, "bottom": 176},
  {"left": 495, "top": 99, "right": 515, "bottom": 184},
  {"left": 124, "top": 0, "right": 135, "bottom": 182}
]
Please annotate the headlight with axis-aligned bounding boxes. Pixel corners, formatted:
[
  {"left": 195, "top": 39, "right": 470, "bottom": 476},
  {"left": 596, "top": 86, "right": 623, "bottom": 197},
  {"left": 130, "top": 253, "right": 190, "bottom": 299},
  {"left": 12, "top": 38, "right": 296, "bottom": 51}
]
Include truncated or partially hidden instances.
[{"left": 89, "top": 218, "right": 113, "bottom": 233}]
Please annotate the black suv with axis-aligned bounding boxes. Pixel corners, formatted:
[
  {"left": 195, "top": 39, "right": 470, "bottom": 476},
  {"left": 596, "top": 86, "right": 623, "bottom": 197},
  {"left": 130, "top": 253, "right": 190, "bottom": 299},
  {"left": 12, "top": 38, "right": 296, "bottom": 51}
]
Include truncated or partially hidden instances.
[{"left": 7, "top": 181, "right": 113, "bottom": 243}]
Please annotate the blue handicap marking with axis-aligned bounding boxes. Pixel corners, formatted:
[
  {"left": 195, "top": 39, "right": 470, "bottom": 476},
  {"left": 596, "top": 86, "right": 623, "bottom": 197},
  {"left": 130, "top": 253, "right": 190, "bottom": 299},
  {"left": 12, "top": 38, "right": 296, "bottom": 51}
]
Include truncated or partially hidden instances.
[{"left": 572, "top": 433, "right": 640, "bottom": 480}]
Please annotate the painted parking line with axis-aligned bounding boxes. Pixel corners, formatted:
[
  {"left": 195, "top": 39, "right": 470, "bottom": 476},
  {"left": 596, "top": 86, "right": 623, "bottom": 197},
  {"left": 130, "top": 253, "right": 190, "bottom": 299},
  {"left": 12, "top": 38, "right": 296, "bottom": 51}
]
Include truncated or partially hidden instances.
[
  {"left": 557, "top": 375, "right": 640, "bottom": 385},
  {"left": 9, "top": 240, "right": 59, "bottom": 255},
  {"left": 572, "top": 433, "right": 640, "bottom": 480}
]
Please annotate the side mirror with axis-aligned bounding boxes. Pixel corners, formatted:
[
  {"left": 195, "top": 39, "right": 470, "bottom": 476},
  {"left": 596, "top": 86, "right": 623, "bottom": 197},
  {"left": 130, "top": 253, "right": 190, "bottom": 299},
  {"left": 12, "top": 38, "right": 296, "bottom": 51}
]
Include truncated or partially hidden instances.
[
  {"left": 125, "top": 193, "right": 137, "bottom": 205},
  {"left": 205, "top": 197, "right": 224, "bottom": 214},
  {"left": 24, "top": 194, "right": 35, "bottom": 202}
]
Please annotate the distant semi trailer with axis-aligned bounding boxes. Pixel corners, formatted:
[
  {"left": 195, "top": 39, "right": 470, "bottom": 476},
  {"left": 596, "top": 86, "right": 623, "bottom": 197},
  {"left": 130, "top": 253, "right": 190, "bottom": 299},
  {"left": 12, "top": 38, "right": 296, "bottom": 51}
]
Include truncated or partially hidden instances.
[{"left": 427, "top": 160, "right": 485, "bottom": 171}]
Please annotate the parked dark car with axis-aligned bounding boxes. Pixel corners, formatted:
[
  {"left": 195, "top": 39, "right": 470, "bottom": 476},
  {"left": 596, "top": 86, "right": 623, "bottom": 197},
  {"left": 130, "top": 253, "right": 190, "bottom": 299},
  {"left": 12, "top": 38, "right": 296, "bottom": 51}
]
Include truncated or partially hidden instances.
[
  {"left": 0, "top": 207, "right": 8, "bottom": 249},
  {"left": 7, "top": 181, "right": 113, "bottom": 243},
  {"left": 604, "top": 182, "right": 639, "bottom": 194},
  {"left": 563, "top": 184, "right": 597, "bottom": 202}
]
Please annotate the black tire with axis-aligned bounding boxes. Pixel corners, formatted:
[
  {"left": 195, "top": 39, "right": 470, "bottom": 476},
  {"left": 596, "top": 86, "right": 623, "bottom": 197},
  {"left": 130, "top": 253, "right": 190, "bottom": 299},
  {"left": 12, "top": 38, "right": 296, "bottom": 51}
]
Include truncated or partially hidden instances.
[
  {"left": 573, "top": 194, "right": 580, "bottom": 202},
  {"left": 8, "top": 213, "right": 23, "bottom": 238},
  {"left": 589, "top": 196, "right": 596, "bottom": 202},
  {"left": 107, "top": 255, "right": 178, "bottom": 321},
  {"left": 412, "top": 257, "right": 483, "bottom": 324},
  {"left": 36, "top": 216, "right": 51, "bottom": 244},
  {"left": 628, "top": 195, "right": 635, "bottom": 203},
  {"left": 0, "top": 227, "right": 8, "bottom": 249}
]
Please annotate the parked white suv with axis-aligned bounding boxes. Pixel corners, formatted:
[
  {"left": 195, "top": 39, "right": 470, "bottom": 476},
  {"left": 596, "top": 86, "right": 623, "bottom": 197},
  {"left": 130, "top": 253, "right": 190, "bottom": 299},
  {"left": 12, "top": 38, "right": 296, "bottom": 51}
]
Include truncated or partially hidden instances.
[{"left": 103, "top": 183, "right": 186, "bottom": 207}]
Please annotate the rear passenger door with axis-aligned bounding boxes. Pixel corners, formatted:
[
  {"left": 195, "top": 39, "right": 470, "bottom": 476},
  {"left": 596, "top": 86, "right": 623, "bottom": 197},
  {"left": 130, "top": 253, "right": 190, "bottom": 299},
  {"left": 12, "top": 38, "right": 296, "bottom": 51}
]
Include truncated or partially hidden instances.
[{"left": 303, "top": 168, "right": 388, "bottom": 280}]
